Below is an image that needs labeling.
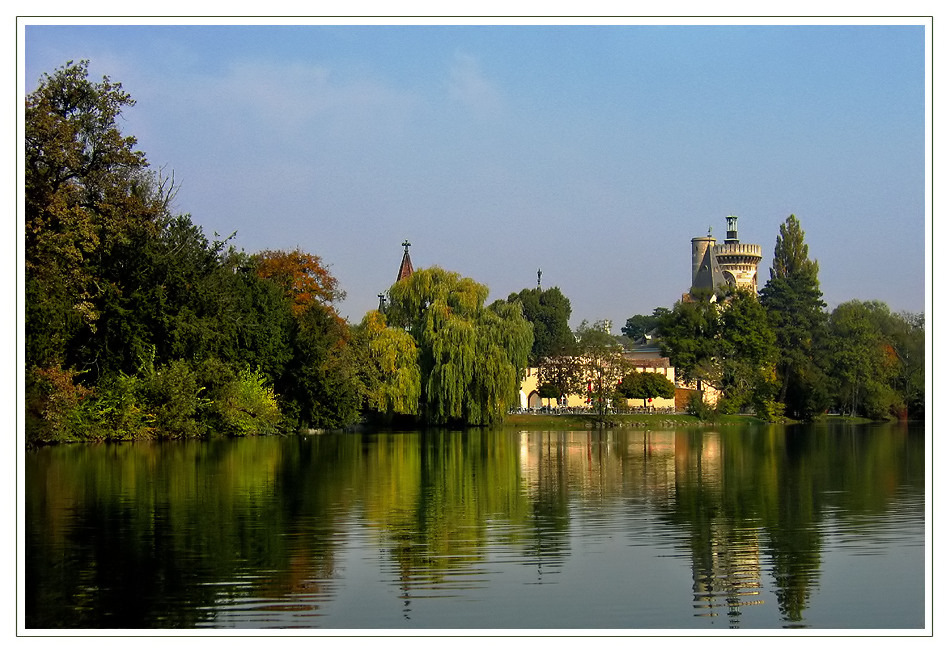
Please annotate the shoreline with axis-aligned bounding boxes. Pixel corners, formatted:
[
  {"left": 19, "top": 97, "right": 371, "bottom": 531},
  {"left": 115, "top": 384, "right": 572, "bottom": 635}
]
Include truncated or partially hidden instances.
[
  {"left": 26, "top": 412, "right": 891, "bottom": 447},
  {"left": 503, "top": 412, "right": 760, "bottom": 430},
  {"left": 502, "top": 412, "right": 884, "bottom": 429}
]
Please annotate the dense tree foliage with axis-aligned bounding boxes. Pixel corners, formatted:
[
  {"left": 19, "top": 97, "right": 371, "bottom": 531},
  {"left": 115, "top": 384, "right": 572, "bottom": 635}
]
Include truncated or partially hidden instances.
[
  {"left": 759, "top": 215, "right": 830, "bottom": 419},
  {"left": 574, "top": 320, "right": 630, "bottom": 420},
  {"left": 618, "top": 371, "right": 676, "bottom": 405},
  {"left": 769, "top": 214, "right": 821, "bottom": 281},
  {"left": 353, "top": 310, "right": 421, "bottom": 419},
  {"left": 384, "top": 267, "right": 533, "bottom": 425},
  {"left": 887, "top": 311, "right": 926, "bottom": 418},
  {"left": 621, "top": 307, "right": 670, "bottom": 341},
  {"left": 24, "top": 61, "right": 361, "bottom": 442},
  {"left": 656, "top": 290, "right": 722, "bottom": 391},
  {"left": 254, "top": 248, "right": 344, "bottom": 317},
  {"left": 536, "top": 353, "right": 585, "bottom": 406},
  {"left": 281, "top": 302, "right": 364, "bottom": 429},
  {"left": 717, "top": 288, "right": 780, "bottom": 416},
  {"left": 825, "top": 301, "right": 923, "bottom": 419},
  {"left": 658, "top": 288, "right": 779, "bottom": 418},
  {"left": 26, "top": 60, "right": 169, "bottom": 371},
  {"left": 653, "top": 214, "right": 923, "bottom": 421},
  {"left": 506, "top": 286, "right": 574, "bottom": 364},
  {"left": 536, "top": 381, "right": 562, "bottom": 404}
]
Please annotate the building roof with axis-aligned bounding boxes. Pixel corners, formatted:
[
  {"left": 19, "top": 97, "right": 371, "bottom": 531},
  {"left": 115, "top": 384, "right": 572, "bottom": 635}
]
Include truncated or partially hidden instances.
[
  {"left": 691, "top": 243, "right": 728, "bottom": 291},
  {"left": 397, "top": 240, "right": 414, "bottom": 282},
  {"left": 623, "top": 353, "right": 671, "bottom": 368}
]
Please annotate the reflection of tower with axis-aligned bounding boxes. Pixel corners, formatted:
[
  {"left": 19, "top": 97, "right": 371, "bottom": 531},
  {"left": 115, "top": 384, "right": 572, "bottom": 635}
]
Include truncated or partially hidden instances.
[
  {"left": 674, "top": 432, "right": 766, "bottom": 626},
  {"left": 690, "top": 521, "right": 765, "bottom": 626},
  {"left": 690, "top": 217, "right": 762, "bottom": 293}
]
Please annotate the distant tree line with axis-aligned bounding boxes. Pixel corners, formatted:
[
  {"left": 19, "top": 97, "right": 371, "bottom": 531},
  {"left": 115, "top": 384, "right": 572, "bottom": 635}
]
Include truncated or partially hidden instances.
[
  {"left": 533, "top": 217, "right": 925, "bottom": 423},
  {"left": 25, "top": 62, "right": 923, "bottom": 444},
  {"left": 628, "top": 215, "right": 925, "bottom": 421},
  {"left": 25, "top": 61, "right": 534, "bottom": 443}
]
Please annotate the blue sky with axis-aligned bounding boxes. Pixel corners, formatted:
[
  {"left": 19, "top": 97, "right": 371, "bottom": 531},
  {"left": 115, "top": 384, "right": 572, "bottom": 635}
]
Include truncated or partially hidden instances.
[{"left": 22, "top": 20, "right": 928, "bottom": 329}]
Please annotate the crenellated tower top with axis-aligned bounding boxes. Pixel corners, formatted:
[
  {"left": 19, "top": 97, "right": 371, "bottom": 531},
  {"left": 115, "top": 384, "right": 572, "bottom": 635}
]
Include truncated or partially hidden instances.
[{"left": 691, "top": 216, "right": 762, "bottom": 293}]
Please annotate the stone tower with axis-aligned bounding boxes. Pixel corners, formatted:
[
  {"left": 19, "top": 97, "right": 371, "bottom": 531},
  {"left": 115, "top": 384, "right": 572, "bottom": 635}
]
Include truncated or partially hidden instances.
[
  {"left": 691, "top": 227, "right": 719, "bottom": 289},
  {"left": 690, "top": 217, "right": 762, "bottom": 293}
]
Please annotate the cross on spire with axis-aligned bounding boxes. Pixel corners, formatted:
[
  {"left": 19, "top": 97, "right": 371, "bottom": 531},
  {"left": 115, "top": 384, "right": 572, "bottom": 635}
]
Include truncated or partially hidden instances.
[{"left": 397, "top": 240, "right": 414, "bottom": 281}]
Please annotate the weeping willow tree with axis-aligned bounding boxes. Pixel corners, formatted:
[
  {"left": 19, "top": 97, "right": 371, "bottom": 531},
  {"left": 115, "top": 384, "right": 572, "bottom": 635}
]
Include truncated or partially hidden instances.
[
  {"left": 384, "top": 267, "right": 533, "bottom": 425},
  {"left": 356, "top": 309, "right": 421, "bottom": 416}
]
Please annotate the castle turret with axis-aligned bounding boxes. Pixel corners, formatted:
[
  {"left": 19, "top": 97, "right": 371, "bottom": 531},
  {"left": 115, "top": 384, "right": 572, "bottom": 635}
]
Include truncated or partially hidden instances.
[
  {"left": 725, "top": 215, "right": 739, "bottom": 243},
  {"left": 691, "top": 227, "right": 717, "bottom": 284},
  {"left": 712, "top": 216, "right": 761, "bottom": 291},
  {"left": 690, "top": 217, "right": 762, "bottom": 293}
]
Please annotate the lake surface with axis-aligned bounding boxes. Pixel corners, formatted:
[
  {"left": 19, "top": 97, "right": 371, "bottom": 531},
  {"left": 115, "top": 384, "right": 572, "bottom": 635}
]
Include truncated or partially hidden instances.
[{"left": 24, "top": 422, "right": 927, "bottom": 631}]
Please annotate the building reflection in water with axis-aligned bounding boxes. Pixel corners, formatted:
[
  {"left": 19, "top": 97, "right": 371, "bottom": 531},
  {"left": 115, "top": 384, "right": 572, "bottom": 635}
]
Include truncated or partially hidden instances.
[
  {"left": 24, "top": 425, "right": 920, "bottom": 628},
  {"left": 672, "top": 432, "right": 766, "bottom": 626},
  {"left": 518, "top": 429, "right": 769, "bottom": 627}
]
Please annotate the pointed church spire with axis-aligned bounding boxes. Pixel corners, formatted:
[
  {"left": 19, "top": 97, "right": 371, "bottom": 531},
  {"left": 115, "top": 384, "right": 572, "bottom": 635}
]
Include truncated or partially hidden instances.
[{"left": 397, "top": 240, "right": 414, "bottom": 282}]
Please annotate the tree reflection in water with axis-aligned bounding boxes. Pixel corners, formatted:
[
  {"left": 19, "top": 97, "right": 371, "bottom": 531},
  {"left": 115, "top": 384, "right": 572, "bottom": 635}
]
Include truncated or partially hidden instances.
[{"left": 25, "top": 422, "right": 925, "bottom": 629}]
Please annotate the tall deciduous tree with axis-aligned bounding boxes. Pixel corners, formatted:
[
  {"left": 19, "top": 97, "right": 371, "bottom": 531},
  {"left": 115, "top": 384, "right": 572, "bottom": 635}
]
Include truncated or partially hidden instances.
[
  {"left": 574, "top": 320, "right": 629, "bottom": 421},
  {"left": 254, "top": 248, "right": 344, "bottom": 317},
  {"left": 384, "top": 267, "right": 533, "bottom": 425},
  {"left": 25, "top": 60, "right": 171, "bottom": 370},
  {"left": 507, "top": 286, "right": 574, "bottom": 364},
  {"left": 282, "top": 302, "right": 362, "bottom": 429},
  {"left": 889, "top": 311, "right": 926, "bottom": 419},
  {"left": 826, "top": 300, "right": 918, "bottom": 419},
  {"left": 759, "top": 215, "right": 830, "bottom": 420},
  {"left": 717, "top": 288, "right": 779, "bottom": 414},
  {"left": 770, "top": 214, "right": 821, "bottom": 280},
  {"left": 657, "top": 290, "right": 721, "bottom": 391},
  {"left": 536, "top": 353, "right": 584, "bottom": 406},
  {"left": 355, "top": 310, "right": 421, "bottom": 418}
]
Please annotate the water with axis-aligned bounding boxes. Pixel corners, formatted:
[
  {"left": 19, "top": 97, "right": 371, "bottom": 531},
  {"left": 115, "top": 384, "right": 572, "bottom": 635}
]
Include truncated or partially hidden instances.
[{"left": 23, "top": 422, "right": 926, "bottom": 630}]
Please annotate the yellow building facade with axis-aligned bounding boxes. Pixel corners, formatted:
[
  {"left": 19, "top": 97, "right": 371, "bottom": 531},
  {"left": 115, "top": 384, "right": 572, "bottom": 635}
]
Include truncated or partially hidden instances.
[{"left": 519, "top": 354, "right": 678, "bottom": 411}]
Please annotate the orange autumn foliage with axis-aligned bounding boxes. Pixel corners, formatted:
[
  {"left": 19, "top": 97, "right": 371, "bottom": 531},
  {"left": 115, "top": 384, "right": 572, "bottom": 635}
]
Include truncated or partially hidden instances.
[{"left": 254, "top": 248, "right": 344, "bottom": 317}]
